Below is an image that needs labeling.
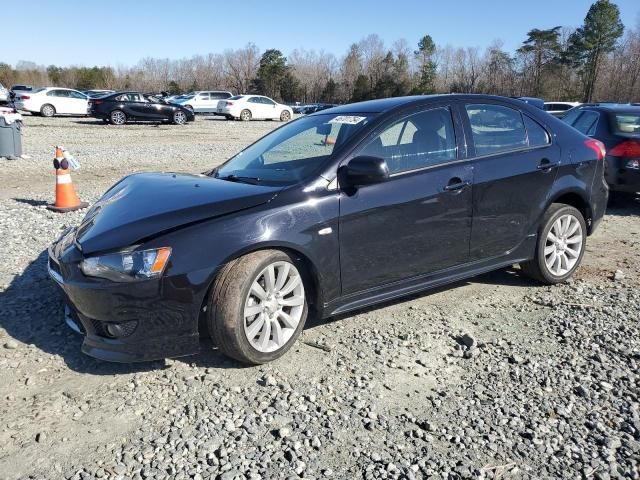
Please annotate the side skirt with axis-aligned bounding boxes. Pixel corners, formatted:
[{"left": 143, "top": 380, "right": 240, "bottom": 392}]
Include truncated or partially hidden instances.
[{"left": 322, "top": 235, "right": 536, "bottom": 318}]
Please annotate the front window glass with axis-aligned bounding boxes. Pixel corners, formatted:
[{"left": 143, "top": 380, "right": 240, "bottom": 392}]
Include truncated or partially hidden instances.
[
  {"left": 465, "top": 104, "right": 527, "bottom": 156},
  {"left": 360, "top": 107, "right": 457, "bottom": 173},
  {"left": 614, "top": 113, "right": 640, "bottom": 134},
  {"left": 215, "top": 114, "right": 372, "bottom": 185}
]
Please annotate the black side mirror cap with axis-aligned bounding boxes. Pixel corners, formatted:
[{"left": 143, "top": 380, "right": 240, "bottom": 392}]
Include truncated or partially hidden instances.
[{"left": 340, "top": 155, "right": 389, "bottom": 188}]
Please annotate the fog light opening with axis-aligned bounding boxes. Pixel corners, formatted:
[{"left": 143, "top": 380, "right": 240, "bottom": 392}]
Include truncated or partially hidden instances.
[{"left": 104, "top": 321, "right": 138, "bottom": 339}]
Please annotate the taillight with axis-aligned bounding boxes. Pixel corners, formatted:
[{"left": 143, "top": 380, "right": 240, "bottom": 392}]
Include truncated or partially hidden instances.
[
  {"left": 608, "top": 139, "right": 640, "bottom": 158},
  {"left": 225, "top": 101, "right": 233, "bottom": 106},
  {"left": 584, "top": 139, "right": 606, "bottom": 161},
  {"left": 20, "top": 95, "right": 30, "bottom": 100},
  {"left": 93, "top": 100, "right": 103, "bottom": 106}
]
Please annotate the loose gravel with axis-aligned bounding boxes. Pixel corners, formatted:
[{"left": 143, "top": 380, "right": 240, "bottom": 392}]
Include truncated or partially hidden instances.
[{"left": 0, "top": 116, "right": 639, "bottom": 480}]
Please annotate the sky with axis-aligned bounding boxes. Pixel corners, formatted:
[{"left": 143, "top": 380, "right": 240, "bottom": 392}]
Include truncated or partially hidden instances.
[{"left": 5, "top": 0, "right": 640, "bottom": 68}]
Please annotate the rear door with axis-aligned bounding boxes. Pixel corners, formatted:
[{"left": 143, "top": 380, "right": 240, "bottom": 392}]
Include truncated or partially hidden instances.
[
  {"left": 194, "top": 92, "right": 210, "bottom": 112},
  {"left": 339, "top": 103, "right": 473, "bottom": 294},
  {"left": 462, "top": 102, "right": 559, "bottom": 260}
]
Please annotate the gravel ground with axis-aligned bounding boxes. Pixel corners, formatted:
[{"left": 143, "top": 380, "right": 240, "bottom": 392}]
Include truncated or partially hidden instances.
[{"left": 0, "top": 115, "right": 639, "bottom": 480}]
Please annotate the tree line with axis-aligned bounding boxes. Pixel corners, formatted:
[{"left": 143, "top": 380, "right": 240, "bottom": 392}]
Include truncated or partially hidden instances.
[{"left": 1, "top": 0, "right": 638, "bottom": 104}]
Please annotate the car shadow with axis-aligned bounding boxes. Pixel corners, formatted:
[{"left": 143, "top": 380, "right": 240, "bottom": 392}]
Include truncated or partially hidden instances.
[
  {"left": 0, "top": 249, "right": 239, "bottom": 375},
  {"left": 306, "top": 267, "right": 533, "bottom": 330},
  {"left": 605, "top": 193, "right": 640, "bottom": 216},
  {"left": 1, "top": 249, "right": 536, "bottom": 374}
]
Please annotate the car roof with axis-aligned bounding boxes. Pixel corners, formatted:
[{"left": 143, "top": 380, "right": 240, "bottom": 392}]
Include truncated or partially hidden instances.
[{"left": 317, "top": 94, "right": 536, "bottom": 115}]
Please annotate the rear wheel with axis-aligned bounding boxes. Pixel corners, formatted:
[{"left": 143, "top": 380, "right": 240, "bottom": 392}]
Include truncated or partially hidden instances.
[
  {"left": 280, "top": 110, "right": 291, "bottom": 122},
  {"left": 240, "top": 109, "right": 252, "bottom": 122},
  {"left": 40, "top": 104, "right": 55, "bottom": 117},
  {"left": 173, "top": 110, "right": 187, "bottom": 125},
  {"left": 110, "top": 110, "right": 127, "bottom": 125},
  {"left": 207, "top": 250, "right": 308, "bottom": 364},
  {"left": 520, "top": 204, "right": 586, "bottom": 284}
]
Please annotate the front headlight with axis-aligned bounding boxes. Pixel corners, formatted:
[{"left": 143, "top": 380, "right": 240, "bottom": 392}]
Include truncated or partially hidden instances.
[{"left": 80, "top": 247, "right": 171, "bottom": 282}]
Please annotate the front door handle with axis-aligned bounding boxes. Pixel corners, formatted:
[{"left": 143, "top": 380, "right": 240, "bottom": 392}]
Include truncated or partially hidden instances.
[
  {"left": 537, "top": 159, "right": 559, "bottom": 171},
  {"left": 444, "top": 178, "right": 471, "bottom": 192}
]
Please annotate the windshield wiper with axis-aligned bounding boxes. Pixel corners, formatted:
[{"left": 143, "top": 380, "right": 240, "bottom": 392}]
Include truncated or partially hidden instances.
[{"left": 218, "top": 174, "right": 262, "bottom": 184}]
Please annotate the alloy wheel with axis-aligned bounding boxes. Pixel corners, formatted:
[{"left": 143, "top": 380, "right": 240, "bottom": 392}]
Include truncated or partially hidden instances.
[
  {"left": 243, "top": 261, "right": 305, "bottom": 353},
  {"left": 174, "top": 111, "right": 187, "bottom": 124},
  {"left": 544, "top": 213, "right": 583, "bottom": 277},
  {"left": 41, "top": 105, "right": 55, "bottom": 117},
  {"left": 240, "top": 110, "right": 251, "bottom": 121},
  {"left": 111, "top": 110, "right": 126, "bottom": 125}
]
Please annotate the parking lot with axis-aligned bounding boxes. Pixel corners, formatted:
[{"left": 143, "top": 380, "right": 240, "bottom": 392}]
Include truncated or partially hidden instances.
[{"left": 1, "top": 116, "right": 639, "bottom": 479}]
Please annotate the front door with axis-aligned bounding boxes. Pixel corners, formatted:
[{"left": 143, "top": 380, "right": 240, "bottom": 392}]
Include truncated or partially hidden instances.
[
  {"left": 462, "top": 102, "right": 560, "bottom": 260},
  {"left": 339, "top": 105, "right": 473, "bottom": 295}
]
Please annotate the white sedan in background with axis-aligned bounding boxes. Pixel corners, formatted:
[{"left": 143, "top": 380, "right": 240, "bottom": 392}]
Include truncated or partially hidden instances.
[
  {"left": 217, "top": 95, "right": 293, "bottom": 121},
  {"left": 14, "top": 87, "right": 89, "bottom": 117}
]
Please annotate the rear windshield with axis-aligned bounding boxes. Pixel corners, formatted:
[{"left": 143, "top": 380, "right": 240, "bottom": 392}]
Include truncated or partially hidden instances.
[
  {"left": 614, "top": 113, "right": 640, "bottom": 134},
  {"left": 229, "top": 95, "right": 244, "bottom": 100}
]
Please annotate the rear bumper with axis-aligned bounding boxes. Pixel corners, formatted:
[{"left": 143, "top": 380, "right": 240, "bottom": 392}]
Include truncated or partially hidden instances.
[{"left": 605, "top": 156, "right": 640, "bottom": 193}]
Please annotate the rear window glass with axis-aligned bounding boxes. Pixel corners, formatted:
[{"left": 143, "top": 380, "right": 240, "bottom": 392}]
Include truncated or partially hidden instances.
[
  {"left": 614, "top": 113, "right": 640, "bottom": 134},
  {"left": 572, "top": 111, "right": 599, "bottom": 135},
  {"left": 561, "top": 108, "right": 582, "bottom": 126},
  {"left": 229, "top": 95, "right": 244, "bottom": 100},
  {"left": 465, "top": 104, "right": 527, "bottom": 156}
]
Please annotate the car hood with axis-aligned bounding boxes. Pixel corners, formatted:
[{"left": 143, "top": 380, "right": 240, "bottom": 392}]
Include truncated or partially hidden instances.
[{"left": 75, "top": 172, "right": 281, "bottom": 254}]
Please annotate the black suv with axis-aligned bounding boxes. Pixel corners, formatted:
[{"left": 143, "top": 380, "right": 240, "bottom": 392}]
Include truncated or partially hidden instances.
[{"left": 562, "top": 103, "right": 640, "bottom": 198}]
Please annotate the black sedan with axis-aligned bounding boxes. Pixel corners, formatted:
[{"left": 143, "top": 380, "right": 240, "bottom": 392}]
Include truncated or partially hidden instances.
[
  {"left": 88, "top": 91, "right": 195, "bottom": 125},
  {"left": 49, "top": 94, "right": 608, "bottom": 365},
  {"left": 562, "top": 103, "right": 640, "bottom": 199}
]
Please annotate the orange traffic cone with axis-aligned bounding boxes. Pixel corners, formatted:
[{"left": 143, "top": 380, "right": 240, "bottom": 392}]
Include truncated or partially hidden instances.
[{"left": 47, "top": 146, "right": 88, "bottom": 213}]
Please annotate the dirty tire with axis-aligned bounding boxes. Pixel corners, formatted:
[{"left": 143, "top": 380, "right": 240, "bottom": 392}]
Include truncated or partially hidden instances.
[
  {"left": 520, "top": 203, "right": 586, "bottom": 284},
  {"left": 40, "top": 104, "right": 55, "bottom": 117},
  {"left": 280, "top": 110, "right": 291, "bottom": 121},
  {"left": 240, "top": 109, "right": 252, "bottom": 122},
  {"left": 207, "top": 250, "right": 308, "bottom": 365}
]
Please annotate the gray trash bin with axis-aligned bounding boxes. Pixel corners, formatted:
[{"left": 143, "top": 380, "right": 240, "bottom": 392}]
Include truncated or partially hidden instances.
[{"left": 0, "top": 116, "right": 22, "bottom": 159}]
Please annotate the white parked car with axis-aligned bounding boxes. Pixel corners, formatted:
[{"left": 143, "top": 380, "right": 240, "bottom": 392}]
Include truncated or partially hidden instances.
[
  {"left": 0, "top": 83, "right": 9, "bottom": 103},
  {"left": 14, "top": 87, "right": 89, "bottom": 117},
  {"left": 174, "top": 90, "right": 233, "bottom": 113},
  {"left": 544, "top": 101, "right": 581, "bottom": 118},
  {"left": 217, "top": 95, "right": 293, "bottom": 121}
]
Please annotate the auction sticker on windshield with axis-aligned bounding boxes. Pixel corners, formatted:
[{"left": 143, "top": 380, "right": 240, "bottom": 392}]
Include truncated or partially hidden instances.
[{"left": 329, "top": 115, "right": 366, "bottom": 125}]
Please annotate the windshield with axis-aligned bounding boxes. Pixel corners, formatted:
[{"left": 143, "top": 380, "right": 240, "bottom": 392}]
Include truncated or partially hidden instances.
[
  {"left": 214, "top": 113, "right": 372, "bottom": 185},
  {"left": 614, "top": 113, "right": 640, "bottom": 134}
]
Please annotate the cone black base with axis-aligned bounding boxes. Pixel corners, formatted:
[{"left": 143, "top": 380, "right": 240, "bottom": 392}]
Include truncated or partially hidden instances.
[{"left": 47, "top": 202, "right": 89, "bottom": 213}]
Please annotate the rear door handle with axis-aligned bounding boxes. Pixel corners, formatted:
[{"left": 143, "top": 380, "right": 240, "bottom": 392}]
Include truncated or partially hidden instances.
[
  {"left": 444, "top": 179, "right": 471, "bottom": 192},
  {"left": 537, "top": 159, "right": 559, "bottom": 171}
]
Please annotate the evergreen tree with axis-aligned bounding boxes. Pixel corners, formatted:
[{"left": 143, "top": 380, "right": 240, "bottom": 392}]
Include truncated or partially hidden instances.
[{"left": 567, "top": 0, "right": 624, "bottom": 101}]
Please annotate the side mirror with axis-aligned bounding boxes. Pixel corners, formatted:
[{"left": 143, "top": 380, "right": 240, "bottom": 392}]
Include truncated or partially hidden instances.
[{"left": 340, "top": 156, "right": 389, "bottom": 187}]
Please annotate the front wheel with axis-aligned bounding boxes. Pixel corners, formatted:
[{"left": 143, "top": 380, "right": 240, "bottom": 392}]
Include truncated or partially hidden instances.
[
  {"left": 520, "top": 204, "right": 586, "bottom": 284},
  {"left": 110, "top": 110, "right": 127, "bottom": 125},
  {"left": 280, "top": 110, "right": 291, "bottom": 122},
  {"left": 173, "top": 110, "right": 187, "bottom": 125},
  {"left": 207, "top": 250, "right": 308, "bottom": 364}
]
